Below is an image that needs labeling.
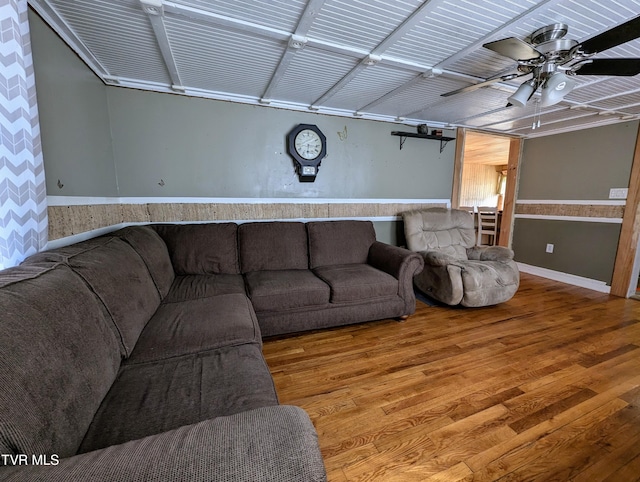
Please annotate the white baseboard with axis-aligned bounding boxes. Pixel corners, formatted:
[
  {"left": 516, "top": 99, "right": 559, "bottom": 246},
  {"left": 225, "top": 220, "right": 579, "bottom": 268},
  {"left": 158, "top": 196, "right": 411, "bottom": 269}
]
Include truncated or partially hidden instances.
[
  {"left": 45, "top": 224, "right": 128, "bottom": 250},
  {"left": 517, "top": 262, "right": 611, "bottom": 294},
  {"left": 47, "top": 196, "right": 451, "bottom": 206}
]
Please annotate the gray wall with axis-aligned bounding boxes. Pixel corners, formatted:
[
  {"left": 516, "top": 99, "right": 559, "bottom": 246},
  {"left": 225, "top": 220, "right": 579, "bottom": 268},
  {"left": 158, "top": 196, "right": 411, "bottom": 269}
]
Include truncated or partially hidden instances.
[
  {"left": 29, "top": 10, "right": 117, "bottom": 197},
  {"left": 106, "top": 87, "right": 454, "bottom": 199},
  {"left": 513, "top": 218, "right": 621, "bottom": 283},
  {"left": 513, "top": 121, "right": 638, "bottom": 284},
  {"left": 29, "top": 9, "right": 456, "bottom": 245},
  {"left": 30, "top": 9, "right": 456, "bottom": 204},
  {"left": 518, "top": 121, "right": 637, "bottom": 200}
]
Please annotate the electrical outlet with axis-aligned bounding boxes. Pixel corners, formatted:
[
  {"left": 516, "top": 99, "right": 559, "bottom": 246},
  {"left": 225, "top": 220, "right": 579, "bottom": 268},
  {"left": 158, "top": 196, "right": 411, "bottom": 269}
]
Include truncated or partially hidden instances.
[
  {"left": 609, "top": 188, "right": 628, "bottom": 199},
  {"left": 546, "top": 243, "right": 554, "bottom": 253}
]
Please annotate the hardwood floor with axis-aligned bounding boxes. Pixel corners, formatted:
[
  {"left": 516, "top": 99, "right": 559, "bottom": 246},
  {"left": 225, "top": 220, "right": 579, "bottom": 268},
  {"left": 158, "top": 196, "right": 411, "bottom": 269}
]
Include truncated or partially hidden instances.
[{"left": 262, "top": 273, "right": 640, "bottom": 481}]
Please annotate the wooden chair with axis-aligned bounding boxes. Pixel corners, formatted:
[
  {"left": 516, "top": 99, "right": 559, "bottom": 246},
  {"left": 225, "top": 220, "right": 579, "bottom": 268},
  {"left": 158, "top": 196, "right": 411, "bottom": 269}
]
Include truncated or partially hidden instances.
[{"left": 476, "top": 206, "right": 498, "bottom": 246}]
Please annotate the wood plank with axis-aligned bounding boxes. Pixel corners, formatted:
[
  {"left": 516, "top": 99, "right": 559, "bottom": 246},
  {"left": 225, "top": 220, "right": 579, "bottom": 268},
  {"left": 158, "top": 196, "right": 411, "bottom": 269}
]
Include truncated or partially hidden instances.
[
  {"left": 611, "top": 121, "right": 640, "bottom": 297},
  {"left": 499, "top": 136, "right": 521, "bottom": 247},
  {"left": 263, "top": 273, "right": 640, "bottom": 480}
]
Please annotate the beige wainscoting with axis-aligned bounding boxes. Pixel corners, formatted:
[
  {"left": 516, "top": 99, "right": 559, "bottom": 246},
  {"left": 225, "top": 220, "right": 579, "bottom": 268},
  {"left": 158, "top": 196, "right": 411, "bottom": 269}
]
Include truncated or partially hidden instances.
[
  {"left": 514, "top": 202, "right": 625, "bottom": 219},
  {"left": 48, "top": 200, "right": 447, "bottom": 241}
]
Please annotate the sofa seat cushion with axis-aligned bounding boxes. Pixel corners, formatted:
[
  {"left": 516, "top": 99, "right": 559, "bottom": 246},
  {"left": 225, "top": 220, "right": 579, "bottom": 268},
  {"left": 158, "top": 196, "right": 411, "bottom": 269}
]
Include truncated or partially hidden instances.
[
  {"left": 244, "top": 270, "right": 330, "bottom": 312},
  {"left": 163, "top": 274, "right": 246, "bottom": 303},
  {"left": 125, "top": 293, "right": 261, "bottom": 364},
  {"left": 313, "top": 264, "right": 399, "bottom": 303},
  {"left": 79, "top": 344, "right": 279, "bottom": 453}
]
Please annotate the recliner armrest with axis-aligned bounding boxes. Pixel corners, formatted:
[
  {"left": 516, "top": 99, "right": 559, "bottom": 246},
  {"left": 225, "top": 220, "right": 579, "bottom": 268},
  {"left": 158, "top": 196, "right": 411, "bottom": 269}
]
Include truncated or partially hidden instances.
[
  {"left": 466, "top": 246, "right": 514, "bottom": 262},
  {"left": 422, "top": 250, "right": 461, "bottom": 267}
]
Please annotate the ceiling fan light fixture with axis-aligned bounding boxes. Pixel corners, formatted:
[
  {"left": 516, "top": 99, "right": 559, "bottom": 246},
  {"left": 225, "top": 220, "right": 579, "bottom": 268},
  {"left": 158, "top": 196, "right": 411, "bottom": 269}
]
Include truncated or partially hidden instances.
[
  {"left": 507, "top": 80, "right": 536, "bottom": 107},
  {"left": 540, "top": 72, "right": 575, "bottom": 107}
]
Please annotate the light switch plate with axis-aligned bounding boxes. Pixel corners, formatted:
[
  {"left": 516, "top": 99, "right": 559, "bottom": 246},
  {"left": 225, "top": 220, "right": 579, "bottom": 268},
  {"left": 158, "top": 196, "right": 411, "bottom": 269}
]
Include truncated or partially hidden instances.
[{"left": 609, "top": 188, "right": 628, "bottom": 199}]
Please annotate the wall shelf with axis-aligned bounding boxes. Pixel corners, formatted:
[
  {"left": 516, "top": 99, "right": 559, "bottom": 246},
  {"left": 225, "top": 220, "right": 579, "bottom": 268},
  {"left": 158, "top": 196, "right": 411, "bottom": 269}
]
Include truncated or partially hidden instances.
[{"left": 391, "top": 131, "right": 455, "bottom": 153}]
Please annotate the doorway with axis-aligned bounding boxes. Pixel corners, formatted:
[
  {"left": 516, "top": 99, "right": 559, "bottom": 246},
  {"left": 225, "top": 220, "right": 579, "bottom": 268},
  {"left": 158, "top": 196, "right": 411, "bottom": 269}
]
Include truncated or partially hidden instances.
[{"left": 452, "top": 128, "right": 522, "bottom": 247}]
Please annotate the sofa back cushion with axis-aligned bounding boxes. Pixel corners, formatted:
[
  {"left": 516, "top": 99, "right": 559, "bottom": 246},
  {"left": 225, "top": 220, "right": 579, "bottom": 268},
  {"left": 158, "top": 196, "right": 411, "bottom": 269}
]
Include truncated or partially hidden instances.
[
  {"left": 0, "top": 264, "right": 122, "bottom": 460},
  {"left": 239, "top": 222, "right": 308, "bottom": 272},
  {"left": 28, "top": 237, "right": 162, "bottom": 357},
  {"left": 112, "top": 226, "right": 175, "bottom": 299},
  {"left": 67, "top": 238, "right": 162, "bottom": 356},
  {"left": 402, "top": 208, "right": 475, "bottom": 259},
  {"left": 154, "top": 223, "right": 240, "bottom": 275},
  {"left": 308, "top": 220, "right": 376, "bottom": 269}
]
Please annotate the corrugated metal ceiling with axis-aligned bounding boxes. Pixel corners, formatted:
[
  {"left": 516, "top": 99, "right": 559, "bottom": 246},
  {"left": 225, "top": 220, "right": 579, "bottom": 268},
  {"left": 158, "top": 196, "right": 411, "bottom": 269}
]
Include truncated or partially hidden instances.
[{"left": 28, "top": 0, "right": 640, "bottom": 137}]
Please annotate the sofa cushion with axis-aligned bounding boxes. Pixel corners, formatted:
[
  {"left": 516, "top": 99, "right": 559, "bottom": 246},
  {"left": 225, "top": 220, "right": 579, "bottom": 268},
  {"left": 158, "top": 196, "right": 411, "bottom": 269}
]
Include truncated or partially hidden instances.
[
  {"left": 308, "top": 220, "right": 376, "bottom": 269},
  {"left": 24, "top": 237, "right": 161, "bottom": 357},
  {"left": 402, "top": 207, "right": 475, "bottom": 258},
  {"left": 79, "top": 344, "right": 279, "bottom": 453},
  {"left": 66, "top": 238, "right": 161, "bottom": 357},
  {"left": 153, "top": 223, "right": 239, "bottom": 275},
  {"left": 458, "top": 259, "right": 520, "bottom": 308},
  {"left": 112, "top": 226, "right": 175, "bottom": 298},
  {"left": 163, "top": 274, "right": 246, "bottom": 303},
  {"left": 314, "top": 264, "right": 399, "bottom": 303},
  {"left": 239, "top": 222, "right": 308, "bottom": 273},
  {"left": 0, "top": 264, "right": 121, "bottom": 459},
  {"left": 3, "top": 407, "right": 326, "bottom": 482},
  {"left": 244, "top": 270, "right": 330, "bottom": 312},
  {"left": 126, "top": 293, "right": 262, "bottom": 364}
]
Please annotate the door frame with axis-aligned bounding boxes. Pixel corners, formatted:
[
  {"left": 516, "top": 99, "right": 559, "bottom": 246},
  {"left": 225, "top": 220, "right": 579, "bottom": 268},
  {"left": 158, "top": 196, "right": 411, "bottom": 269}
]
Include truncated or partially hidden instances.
[
  {"left": 611, "top": 122, "right": 640, "bottom": 297},
  {"left": 452, "top": 127, "right": 523, "bottom": 248}
]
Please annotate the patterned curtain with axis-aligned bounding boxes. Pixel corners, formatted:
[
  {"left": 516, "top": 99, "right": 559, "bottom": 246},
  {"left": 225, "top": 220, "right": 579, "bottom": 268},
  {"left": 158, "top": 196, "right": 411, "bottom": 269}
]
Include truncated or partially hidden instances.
[{"left": 0, "top": 0, "right": 48, "bottom": 269}]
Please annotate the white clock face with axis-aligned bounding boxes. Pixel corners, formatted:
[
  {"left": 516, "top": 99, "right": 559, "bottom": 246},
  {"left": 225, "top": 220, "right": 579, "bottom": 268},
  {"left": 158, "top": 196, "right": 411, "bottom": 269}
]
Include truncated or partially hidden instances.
[{"left": 294, "top": 129, "right": 323, "bottom": 160}]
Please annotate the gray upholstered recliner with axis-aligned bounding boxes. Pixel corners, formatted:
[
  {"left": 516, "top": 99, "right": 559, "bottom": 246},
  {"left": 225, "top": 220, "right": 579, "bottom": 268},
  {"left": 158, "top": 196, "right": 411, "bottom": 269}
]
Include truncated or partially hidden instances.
[{"left": 402, "top": 207, "right": 519, "bottom": 307}]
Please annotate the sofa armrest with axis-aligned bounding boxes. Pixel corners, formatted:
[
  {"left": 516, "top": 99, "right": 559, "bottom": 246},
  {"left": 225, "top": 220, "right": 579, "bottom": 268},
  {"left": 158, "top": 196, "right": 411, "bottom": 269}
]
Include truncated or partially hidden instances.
[
  {"left": 368, "top": 241, "right": 423, "bottom": 279},
  {"left": 0, "top": 406, "right": 326, "bottom": 482},
  {"left": 368, "top": 242, "right": 424, "bottom": 315},
  {"left": 466, "top": 246, "right": 514, "bottom": 262}
]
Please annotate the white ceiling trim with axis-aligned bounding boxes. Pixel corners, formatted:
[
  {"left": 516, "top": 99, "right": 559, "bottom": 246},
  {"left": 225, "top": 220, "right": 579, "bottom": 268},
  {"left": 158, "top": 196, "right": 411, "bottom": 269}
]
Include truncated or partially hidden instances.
[
  {"left": 260, "top": 0, "right": 327, "bottom": 102},
  {"left": 140, "top": 0, "right": 183, "bottom": 89},
  {"left": 29, "top": 0, "right": 109, "bottom": 76},
  {"left": 27, "top": 0, "right": 640, "bottom": 138}
]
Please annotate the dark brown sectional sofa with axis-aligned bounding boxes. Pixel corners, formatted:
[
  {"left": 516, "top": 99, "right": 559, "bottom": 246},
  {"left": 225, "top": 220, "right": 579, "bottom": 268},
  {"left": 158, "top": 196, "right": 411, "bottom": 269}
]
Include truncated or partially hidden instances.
[{"left": 0, "top": 219, "right": 423, "bottom": 481}]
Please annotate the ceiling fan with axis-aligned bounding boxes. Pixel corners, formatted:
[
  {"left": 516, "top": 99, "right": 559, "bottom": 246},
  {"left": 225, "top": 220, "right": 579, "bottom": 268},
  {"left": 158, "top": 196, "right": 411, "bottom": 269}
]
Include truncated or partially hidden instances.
[{"left": 442, "top": 15, "right": 640, "bottom": 107}]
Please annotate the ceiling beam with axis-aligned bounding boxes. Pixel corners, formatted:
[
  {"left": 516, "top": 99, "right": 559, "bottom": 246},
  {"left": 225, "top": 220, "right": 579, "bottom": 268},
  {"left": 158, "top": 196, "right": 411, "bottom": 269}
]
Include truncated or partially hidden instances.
[
  {"left": 160, "top": 0, "right": 491, "bottom": 102},
  {"left": 310, "top": 0, "right": 448, "bottom": 109},
  {"left": 311, "top": 55, "right": 382, "bottom": 108},
  {"left": 353, "top": 0, "right": 564, "bottom": 117},
  {"left": 434, "top": 0, "right": 561, "bottom": 70},
  {"left": 371, "top": 0, "right": 444, "bottom": 55},
  {"left": 358, "top": 70, "right": 441, "bottom": 112},
  {"left": 140, "top": 0, "right": 183, "bottom": 90},
  {"left": 261, "top": 0, "right": 327, "bottom": 103}
]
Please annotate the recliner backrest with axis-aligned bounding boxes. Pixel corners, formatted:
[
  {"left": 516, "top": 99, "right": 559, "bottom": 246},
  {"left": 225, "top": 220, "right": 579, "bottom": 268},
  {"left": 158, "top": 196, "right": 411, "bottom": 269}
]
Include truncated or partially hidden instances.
[{"left": 402, "top": 208, "right": 475, "bottom": 259}]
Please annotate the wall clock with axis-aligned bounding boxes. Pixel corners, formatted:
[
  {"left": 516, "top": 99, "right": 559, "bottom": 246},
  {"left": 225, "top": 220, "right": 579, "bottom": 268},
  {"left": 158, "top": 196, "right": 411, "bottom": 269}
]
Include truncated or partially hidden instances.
[{"left": 287, "top": 124, "right": 327, "bottom": 182}]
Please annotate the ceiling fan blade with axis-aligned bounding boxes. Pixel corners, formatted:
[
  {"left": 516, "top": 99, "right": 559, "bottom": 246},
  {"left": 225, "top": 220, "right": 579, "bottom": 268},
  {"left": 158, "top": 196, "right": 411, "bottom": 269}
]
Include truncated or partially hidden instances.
[
  {"left": 579, "top": 15, "right": 640, "bottom": 54},
  {"left": 441, "top": 73, "right": 527, "bottom": 98},
  {"left": 574, "top": 58, "right": 640, "bottom": 76},
  {"left": 483, "top": 37, "right": 542, "bottom": 61}
]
